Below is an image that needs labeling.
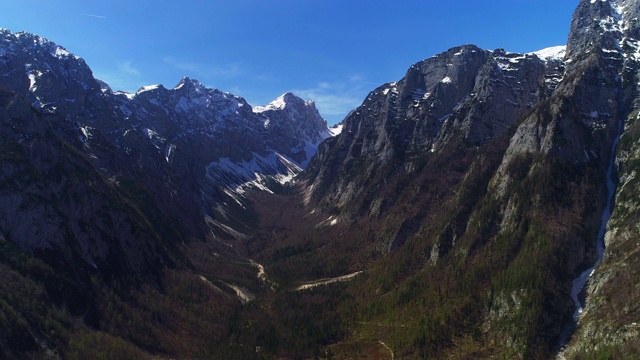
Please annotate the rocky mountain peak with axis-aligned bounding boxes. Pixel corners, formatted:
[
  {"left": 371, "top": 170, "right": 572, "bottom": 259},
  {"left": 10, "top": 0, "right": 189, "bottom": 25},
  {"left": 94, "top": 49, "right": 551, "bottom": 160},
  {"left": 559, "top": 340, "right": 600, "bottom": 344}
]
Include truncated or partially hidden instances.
[
  {"left": 0, "top": 29, "right": 100, "bottom": 106},
  {"left": 254, "top": 91, "right": 312, "bottom": 112},
  {"left": 255, "top": 92, "right": 329, "bottom": 142},
  {"left": 173, "top": 76, "right": 204, "bottom": 91},
  {"left": 170, "top": 77, "right": 246, "bottom": 107},
  {"left": 279, "top": 91, "right": 303, "bottom": 105},
  {"left": 305, "top": 42, "right": 555, "bottom": 212},
  {"left": 566, "top": 0, "right": 640, "bottom": 62},
  {"left": 0, "top": 28, "right": 78, "bottom": 61}
]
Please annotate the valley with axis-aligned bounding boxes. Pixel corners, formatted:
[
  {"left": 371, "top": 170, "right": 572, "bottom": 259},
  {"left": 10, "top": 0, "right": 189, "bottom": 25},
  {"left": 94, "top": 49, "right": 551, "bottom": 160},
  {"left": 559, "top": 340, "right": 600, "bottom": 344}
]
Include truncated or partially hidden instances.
[{"left": 1, "top": 0, "right": 640, "bottom": 359}]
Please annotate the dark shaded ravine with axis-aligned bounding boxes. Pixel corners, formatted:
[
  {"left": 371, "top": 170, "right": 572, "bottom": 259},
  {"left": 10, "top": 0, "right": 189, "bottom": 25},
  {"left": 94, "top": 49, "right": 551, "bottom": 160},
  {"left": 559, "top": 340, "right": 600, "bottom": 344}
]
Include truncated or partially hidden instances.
[{"left": 559, "top": 120, "right": 623, "bottom": 351}]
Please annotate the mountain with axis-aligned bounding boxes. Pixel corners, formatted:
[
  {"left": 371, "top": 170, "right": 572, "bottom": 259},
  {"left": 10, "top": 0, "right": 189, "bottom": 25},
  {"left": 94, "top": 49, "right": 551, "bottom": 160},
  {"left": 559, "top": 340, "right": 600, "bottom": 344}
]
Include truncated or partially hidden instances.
[
  {"left": 295, "top": 0, "right": 639, "bottom": 357},
  {"left": 0, "top": 28, "right": 334, "bottom": 359},
  {"left": 305, "top": 44, "right": 563, "bottom": 215},
  {"left": 0, "top": 27, "right": 333, "bottom": 254},
  {"left": 2, "top": 0, "right": 640, "bottom": 358},
  {"left": 109, "top": 77, "right": 332, "bottom": 236}
]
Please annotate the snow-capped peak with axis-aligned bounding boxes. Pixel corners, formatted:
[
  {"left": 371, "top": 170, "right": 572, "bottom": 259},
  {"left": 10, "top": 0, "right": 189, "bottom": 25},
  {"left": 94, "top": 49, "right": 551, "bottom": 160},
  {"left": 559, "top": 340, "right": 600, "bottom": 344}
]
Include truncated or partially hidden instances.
[
  {"left": 253, "top": 94, "right": 288, "bottom": 113},
  {"left": 529, "top": 45, "right": 567, "bottom": 61},
  {"left": 253, "top": 92, "right": 308, "bottom": 113},
  {"left": 0, "top": 29, "right": 79, "bottom": 61},
  {"left": 137, "top": 84, "right": 163, "bottom": 94}
]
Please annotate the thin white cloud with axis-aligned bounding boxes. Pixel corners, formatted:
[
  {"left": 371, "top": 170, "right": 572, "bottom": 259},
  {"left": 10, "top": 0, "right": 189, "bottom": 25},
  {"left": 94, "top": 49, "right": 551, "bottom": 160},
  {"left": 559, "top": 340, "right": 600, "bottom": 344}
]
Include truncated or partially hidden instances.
[
  {"left": 228, "top": 86, "right": 243, "bottom": 95},
  {"left": 163, "top": 57, "right": 243, "bottom": 79},
  {"left": 255, "top": 73, "right": 275, "bottom": 82},
  {"left": 78, "top": 13, "right": 107, "bottom": 19},
  {"left": 293, "top": 76, "right": 372, "bottom": 124},
  {"left": 294, "top": 89, "right": 362, "bottom": 116},
  {"left": 119, "top": 61, "right": 141, "bottom": 77},
  {"left": 94, "top": 61, "right": 143, "bottom": 93}
]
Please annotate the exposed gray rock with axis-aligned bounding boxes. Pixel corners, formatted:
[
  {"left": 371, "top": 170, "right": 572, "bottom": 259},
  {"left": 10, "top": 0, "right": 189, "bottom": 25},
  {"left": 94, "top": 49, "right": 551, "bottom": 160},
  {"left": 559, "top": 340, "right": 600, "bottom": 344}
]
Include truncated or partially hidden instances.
[{"left": 306, "top": 44, "right": 554, "bottom": 214}]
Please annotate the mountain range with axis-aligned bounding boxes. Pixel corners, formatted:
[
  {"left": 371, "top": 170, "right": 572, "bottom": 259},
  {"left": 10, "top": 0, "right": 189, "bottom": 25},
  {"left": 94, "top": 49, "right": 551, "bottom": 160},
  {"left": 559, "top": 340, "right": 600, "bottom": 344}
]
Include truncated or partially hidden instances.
[{"left": 1, "top": 0, "right": 640, "bottom": 359}]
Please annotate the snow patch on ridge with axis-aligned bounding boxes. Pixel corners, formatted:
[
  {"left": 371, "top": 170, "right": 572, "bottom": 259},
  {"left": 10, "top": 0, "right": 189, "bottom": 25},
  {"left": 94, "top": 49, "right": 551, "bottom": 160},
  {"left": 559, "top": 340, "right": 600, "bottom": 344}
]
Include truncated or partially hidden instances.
[
  {"left": 137, "top": 84, "right": 161, "bottom": 94},
  {"left": 300, "top": 140, "right": 320, "bottom": 168},
  {"left": 253, "top": 94, "right": 288, "bottom": 113},
  {"left": 206, "top": 152, "right": 303, "bottom": 196},
  {"left": 165, "top": 144, "right": 176, "bottom": 163},
  {"left": 27, "top": 72, "right": 39, "bottom": 92},
  {"left": 529, "top": 46, "right": 566, "bottom": 61},
  {"left": 329, "top": 123, "right": 344, "bottom": 136},
  {"left": 54, "top": 46, "right": 71, "bottom": 59},
  {"left": 494, "top": 50, "right": 535, "bottom": 72}
]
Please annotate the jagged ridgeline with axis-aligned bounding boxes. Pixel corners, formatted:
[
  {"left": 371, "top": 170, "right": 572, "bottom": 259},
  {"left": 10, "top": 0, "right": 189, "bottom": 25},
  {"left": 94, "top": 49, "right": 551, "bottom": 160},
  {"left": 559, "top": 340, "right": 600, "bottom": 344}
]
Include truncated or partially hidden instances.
[{"left": 1, "top": 0, "right": 640, "bottom": 358}]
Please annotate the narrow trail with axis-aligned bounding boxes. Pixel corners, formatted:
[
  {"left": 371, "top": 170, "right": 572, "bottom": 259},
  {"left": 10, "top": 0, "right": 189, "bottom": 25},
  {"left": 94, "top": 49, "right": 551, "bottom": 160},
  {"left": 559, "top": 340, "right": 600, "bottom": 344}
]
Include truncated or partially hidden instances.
[
  {"left": 378, "top": 340, "right": 394, "bottom": 360},
  {"left": 252, "top": 260, "right": 266, "bottom": 281},
  {"left": 224, "top": 283, "right": 255, "bottom": 304},
  {"left": 198, "top": 274, "right": 255, "bottom": 304},
  {"left": 295, "top": 271, "right": 363, "bottom": 291},
  {"left": 248, "top": 258, "right": 278, "bottom": 291}
]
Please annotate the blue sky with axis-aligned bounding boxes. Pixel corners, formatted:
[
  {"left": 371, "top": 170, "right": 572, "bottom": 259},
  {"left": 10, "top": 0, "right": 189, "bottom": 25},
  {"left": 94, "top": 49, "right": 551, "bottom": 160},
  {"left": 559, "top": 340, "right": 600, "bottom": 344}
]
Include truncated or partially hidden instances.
[{"left": 2, "top": 0, "right": 578, "bottom": 125}]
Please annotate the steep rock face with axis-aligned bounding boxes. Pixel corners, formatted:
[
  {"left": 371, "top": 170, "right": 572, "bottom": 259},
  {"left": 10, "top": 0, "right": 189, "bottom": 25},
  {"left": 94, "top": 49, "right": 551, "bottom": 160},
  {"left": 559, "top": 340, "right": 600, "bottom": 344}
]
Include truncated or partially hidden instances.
[
  {"left": 558, "top": 0, "right": 640, "bottom": 357},
  {"left": 482, "top": 1, "right": 640, "bottom": 355},
  {"left": 306, "top": 44, "right": 555, "bottom": 215},
  {"left": 434, "top": 48, "right": 547, "bottom": 147},
  {"left": 254, "top": 92, "right": 332, "bottom": 167},
  {"left": 0, "top": 30, "right": 183, "bottom": 281}
]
